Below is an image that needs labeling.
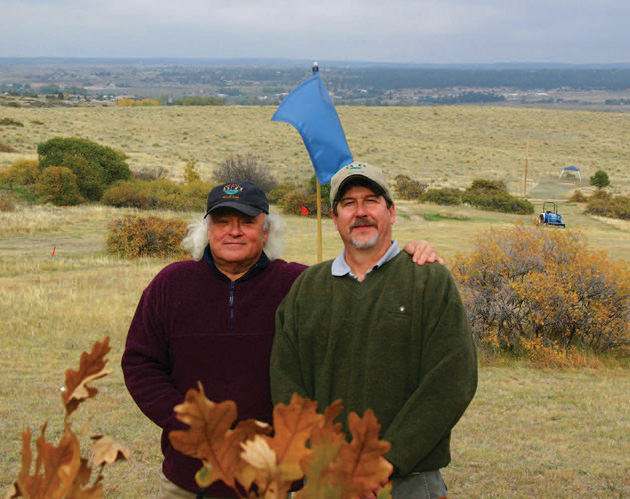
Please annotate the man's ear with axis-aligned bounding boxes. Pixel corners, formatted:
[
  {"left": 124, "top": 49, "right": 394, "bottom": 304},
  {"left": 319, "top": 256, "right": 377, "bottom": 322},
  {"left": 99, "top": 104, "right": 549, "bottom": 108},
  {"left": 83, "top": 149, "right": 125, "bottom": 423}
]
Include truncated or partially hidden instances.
[
  {"left": 389, "top": 203, "right": 396, "bottom": 225},
  {"left": 331, "top": 212, "right": 339, "bottom": 231}
]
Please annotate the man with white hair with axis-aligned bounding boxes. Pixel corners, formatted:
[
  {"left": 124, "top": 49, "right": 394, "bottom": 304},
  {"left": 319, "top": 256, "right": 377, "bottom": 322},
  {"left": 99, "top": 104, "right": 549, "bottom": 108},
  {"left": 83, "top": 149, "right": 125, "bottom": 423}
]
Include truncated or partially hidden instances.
[
  {"left": 271, "top": 164, "right": 477, "bottom": 499},
  {"left": 122, "top": 180, "right": 442, "bottom": 498}
]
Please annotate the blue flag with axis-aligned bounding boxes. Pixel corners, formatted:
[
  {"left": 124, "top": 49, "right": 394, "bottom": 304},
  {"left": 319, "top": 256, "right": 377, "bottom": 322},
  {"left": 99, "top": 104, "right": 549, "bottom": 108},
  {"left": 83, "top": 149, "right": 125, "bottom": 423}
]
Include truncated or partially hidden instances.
[{"left": 272, "top": 74, "right": 353, "bottom": 185}]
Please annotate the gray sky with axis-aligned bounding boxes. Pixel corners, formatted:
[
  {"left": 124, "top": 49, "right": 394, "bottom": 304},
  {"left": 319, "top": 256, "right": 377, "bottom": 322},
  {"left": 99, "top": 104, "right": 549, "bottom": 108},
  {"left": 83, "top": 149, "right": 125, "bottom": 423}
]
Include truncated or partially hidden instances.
[{"left": 1, "top": 0, "right": 629, "bottom": 64}]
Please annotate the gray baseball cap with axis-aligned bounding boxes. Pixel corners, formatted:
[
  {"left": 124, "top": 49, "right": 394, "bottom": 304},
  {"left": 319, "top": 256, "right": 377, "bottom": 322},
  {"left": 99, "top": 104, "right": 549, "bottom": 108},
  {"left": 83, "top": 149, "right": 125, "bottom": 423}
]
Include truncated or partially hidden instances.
[{"left": 330, "top": 162, "right": 393, "bottom": 206}]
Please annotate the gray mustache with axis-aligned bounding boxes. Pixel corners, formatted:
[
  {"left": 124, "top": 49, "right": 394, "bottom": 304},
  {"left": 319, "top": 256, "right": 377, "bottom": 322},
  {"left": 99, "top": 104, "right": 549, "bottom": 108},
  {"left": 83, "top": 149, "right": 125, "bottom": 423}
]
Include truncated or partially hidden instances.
[{"left": 350, "top": 218, "right": 377, "bottom": 230}]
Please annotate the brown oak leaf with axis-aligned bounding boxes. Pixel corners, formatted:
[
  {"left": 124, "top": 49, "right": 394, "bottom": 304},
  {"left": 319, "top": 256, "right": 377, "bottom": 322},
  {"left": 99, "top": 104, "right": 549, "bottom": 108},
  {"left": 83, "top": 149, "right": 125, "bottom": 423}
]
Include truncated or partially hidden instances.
[
  {"left": 266, "top": 394, "right": 323, "bottom": 484},
  {"left": 90, "top": 435, "right": 131, "bottom": 466},
  {"left": 336, "top": 409, "right": 393, "bottom": 497},
  {"left": 12, "top": 422, "right": 85, "bottom": 498},
  {"left": 169, "top": 382, "right": 268, "bottom": 491},
  {"left": 62, "top": 337, "right": 112, "bottom": 418}
]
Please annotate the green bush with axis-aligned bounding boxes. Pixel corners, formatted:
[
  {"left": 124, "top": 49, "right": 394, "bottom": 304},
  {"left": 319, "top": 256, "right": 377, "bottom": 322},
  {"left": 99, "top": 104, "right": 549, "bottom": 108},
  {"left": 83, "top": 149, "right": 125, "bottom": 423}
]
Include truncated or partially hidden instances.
[
  {"left": 462, "top": 179, "right": 534, "bottom": 214},
  {"left": 106, "top": 215, "right": 188, "bottom": 258},
  {"left": 394, "top": 174, "right": 427, "bottom": 200},
  {"left": 37, "top": 137, "right": 132, "bottom": 201},
  {"left": 0, "top": 159, "right": 40, "bottom": 186},
  {"left": 421, "top": 188, "right": 463, "bottom": 206},
  {"left": 590, "top": 170, "right": 610, "bottom": 190},
  {"left": 463, "top": 190, "right": 534, "bottom": 214},
  {"left": 34, "top": 166, "right": 83, "bottom": 206}
]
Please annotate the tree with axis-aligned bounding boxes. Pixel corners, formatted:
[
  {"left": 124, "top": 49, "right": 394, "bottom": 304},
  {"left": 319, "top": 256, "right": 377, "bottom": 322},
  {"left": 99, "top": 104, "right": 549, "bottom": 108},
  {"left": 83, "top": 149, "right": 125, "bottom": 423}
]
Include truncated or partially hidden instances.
[
  {"left": 37, "top": 137, "right": 132, "bottom": 201},
  {"left": 590, "top": 170, "right": 610, "bottom": 190},
  {"left": 213, "top": 154, "right": 277, "bottom": 193}
]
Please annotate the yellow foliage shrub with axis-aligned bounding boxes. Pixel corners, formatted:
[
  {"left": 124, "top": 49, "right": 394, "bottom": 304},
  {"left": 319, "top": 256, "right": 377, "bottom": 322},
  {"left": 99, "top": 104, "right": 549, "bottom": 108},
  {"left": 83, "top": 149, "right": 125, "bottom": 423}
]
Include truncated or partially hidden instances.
[
  {"left": 106, "top": 215, "right": 188, "bottom": 259},
  {"left": 453, "top": 223, "right": 630, "bottom": 358}
]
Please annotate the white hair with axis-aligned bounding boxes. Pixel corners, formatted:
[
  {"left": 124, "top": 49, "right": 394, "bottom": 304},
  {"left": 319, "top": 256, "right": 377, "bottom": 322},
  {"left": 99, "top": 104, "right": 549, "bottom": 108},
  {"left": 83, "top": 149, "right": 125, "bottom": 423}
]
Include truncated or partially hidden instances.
[{"left": 181, "top": 212, "right": 286, "bottom": 261}]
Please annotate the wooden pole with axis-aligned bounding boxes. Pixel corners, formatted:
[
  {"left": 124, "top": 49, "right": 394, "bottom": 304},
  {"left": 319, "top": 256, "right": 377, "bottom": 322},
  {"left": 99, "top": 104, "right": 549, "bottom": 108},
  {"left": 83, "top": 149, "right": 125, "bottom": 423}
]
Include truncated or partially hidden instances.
[
  {"left": 316, "top": 182, "right": 323, "bottom": 263},
  {"left": 523, "top": 132, "right": 530, "bottom": 197}
]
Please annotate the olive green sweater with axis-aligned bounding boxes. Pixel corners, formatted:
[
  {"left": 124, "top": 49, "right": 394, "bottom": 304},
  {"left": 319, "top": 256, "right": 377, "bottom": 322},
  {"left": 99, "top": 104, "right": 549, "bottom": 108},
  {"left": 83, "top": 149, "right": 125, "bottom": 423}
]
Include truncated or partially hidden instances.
[{"left": 270, "top": 252, "right": 477, "bottom": 475}]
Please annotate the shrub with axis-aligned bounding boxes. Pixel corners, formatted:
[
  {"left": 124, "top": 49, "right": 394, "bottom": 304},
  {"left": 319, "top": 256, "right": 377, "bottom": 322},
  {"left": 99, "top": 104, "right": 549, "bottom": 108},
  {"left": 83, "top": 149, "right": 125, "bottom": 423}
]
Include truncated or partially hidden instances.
[
  {"left": 467, "top": 179, "right": 507, "bottom": 192},
  {"left": 452, "top": 224, "right": 630, "bottom": 359},
  {"left": 106, "top": 215, "right": 188, "bottom": 258},
  {"left": 0, "top": 159, "right": 40, "bottom": 185},
  {"left": 421, "top": 188, "right": 462, "bottom": 206},
  {"left": 37, "top": 137, "right": 132, "bottom": 201},
  {"left": 590, "top": 169, "right": 610, "bottom": 190},
  {"left": 269, "top": 177, "right": 331, "bottom": 217},
  {"left": 394, "top": 174, "right": 427, "bottom": 200},
  {"left": 463, "top": 189, "right": 534, "bottom": 214},
  {"left": 101, "top": 178, "right": 211, "bottom": 211},
  {"left": 0, "top": 141, "right": 17, "bottom": 153},
  {"left": 585, "top": 191, "right": 630, "bottom": 220},
  {"left": 100, "top": 180, "right": 151, "bottom": 209},
  {"left": 133, "top": 165, "right": 168, "bottom": 181},
  {"left": 0, "top": 197, "right": 15, "bottom": 212},
  {"left": 184, "top": 160, "right": 201, "bottom": 184},
  {"left": 569, "top": 189, "right": 588, "bottom": 203},
  {"left": 213, "top": 154, "right": 277, "bottom": 193},
  {"left": 267, "top": 182, "right": 298, "bottom": 205},
  {"left": 0, "top": 117, "right": 24, "bottom": 127},
  {"left": 34, "top": 166, "right": 83, "bottom": 206},
  {"left": 462, "top": 179, "right": 534, "bottom": 214}
]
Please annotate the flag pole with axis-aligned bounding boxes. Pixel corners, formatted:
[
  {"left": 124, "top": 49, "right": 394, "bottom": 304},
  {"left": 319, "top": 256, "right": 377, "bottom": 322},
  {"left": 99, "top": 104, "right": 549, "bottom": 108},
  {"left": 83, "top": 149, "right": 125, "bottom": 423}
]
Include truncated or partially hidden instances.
[{"left": 316, "top": 182, "right": 323, "bottom": 262}]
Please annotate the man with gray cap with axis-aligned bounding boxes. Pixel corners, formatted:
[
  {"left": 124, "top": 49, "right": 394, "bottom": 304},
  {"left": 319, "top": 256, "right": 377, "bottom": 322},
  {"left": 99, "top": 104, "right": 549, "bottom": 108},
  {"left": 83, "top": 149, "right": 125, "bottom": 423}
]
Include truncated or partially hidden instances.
[
  {"left": 270, "top": 163, "right": 478, "bottom": 498},
  {"left": 122, "top": 180, "right": 442, "bottom": 498}
]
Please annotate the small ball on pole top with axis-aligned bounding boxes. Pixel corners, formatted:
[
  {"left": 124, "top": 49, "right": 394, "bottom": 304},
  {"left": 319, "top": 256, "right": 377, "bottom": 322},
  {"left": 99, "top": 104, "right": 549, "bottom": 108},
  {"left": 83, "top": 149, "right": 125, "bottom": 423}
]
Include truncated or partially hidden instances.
[{"left": 312, "top": 61, "right": 319, "bottom": 73}]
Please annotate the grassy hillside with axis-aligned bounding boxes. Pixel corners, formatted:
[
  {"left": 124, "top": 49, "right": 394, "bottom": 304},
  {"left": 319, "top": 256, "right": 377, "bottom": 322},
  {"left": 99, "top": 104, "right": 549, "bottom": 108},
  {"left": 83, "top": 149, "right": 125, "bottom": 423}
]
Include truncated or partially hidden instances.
[{"left": 1, "top": 105, "right": 629, "bottom": 197}]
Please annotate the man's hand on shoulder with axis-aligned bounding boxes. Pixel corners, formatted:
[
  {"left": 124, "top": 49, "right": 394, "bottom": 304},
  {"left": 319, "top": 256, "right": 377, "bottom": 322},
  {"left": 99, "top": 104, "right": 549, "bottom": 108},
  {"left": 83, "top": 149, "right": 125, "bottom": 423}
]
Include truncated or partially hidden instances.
[{"left": 403, "top": 240, "right": 445, "bottom": 266}]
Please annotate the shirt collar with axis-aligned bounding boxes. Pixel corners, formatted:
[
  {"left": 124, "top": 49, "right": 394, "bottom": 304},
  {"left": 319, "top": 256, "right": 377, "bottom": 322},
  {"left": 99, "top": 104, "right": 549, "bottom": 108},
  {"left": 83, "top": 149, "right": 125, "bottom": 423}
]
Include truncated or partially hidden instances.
[{"left": 331, "top": 240, "right": 400, "bottom": 281}]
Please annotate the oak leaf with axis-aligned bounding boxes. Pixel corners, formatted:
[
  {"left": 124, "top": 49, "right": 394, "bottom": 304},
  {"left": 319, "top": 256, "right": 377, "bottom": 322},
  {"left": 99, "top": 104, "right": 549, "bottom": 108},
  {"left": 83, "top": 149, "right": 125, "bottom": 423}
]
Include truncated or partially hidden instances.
[
  {"left": 90, "top": 435, "right": 131, "bottom": 466},
  {"left": 266, "top": 394, "right": 323, "bottom": 484},
  {"left": 240, "top": 435, "right": 277, "bottom": 493},
  {"left": 336, "top": 409, "right": 393, "bottom": 497},
  {"left": 62, "top": 337, "right": 112, "bottom": 418},
  {"left": 12, "top": 422, "right": 93, "bottom": 498},
  {"left": 298, "top": 400, "right": 349, "bottom": 498},
  {"left": 169, "top": 382, "right": 269, "bottom": 491}
]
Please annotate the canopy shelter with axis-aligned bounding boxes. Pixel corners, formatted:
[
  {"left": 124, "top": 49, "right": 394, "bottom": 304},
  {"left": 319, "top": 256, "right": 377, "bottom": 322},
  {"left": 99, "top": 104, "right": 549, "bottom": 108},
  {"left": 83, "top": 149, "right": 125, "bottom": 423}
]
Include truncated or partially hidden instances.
[{"left": 559, "top": 165, "right": 581, "bottom": 181}]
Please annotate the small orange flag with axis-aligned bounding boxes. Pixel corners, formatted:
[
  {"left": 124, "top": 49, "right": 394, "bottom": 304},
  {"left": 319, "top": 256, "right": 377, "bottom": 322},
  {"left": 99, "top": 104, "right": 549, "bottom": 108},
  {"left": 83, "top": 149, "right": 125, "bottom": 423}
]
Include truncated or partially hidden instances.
[{"left": 301, "top": 205, "right": 308, "bottom": 216}]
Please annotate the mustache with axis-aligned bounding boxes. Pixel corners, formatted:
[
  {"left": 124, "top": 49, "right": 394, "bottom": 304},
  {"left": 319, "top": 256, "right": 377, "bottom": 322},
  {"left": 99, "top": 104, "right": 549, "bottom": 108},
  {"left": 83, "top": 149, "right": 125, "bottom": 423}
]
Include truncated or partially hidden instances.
[{"left": 350, "top": 218, "right": 377, "bottom": 230}]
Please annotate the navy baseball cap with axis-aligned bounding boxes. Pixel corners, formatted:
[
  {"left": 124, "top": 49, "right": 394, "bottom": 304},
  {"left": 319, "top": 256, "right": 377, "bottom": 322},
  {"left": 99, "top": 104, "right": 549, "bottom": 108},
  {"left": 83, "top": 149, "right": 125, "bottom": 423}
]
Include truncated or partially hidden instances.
[{"left": 205, "top": 181, "right": 269, "bottom": 217}]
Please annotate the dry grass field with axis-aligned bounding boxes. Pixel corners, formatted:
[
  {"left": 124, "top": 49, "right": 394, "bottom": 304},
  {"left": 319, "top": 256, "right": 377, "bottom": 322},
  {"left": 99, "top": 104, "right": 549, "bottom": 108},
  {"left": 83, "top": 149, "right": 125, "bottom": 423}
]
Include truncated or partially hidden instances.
[
  {"left": 1, "top": 105, "right": 630, "bottom": 196},
  {"left": 1, "top": 105, "right": 629, "bottom": 497}
]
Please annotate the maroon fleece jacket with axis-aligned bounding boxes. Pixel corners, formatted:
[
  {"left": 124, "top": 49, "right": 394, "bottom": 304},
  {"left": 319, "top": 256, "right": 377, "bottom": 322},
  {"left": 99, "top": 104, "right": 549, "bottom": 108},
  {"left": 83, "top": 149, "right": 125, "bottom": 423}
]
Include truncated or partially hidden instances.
[{"left": 122, "top": 249, "right": 306, "bottom": 497}]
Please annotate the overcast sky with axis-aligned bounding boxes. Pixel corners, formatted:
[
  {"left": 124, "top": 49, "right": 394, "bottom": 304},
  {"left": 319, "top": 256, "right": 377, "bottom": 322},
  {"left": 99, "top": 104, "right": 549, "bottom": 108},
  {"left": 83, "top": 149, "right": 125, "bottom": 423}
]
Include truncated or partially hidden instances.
[{"left": 1, "top": 0, "right": 629, "bottom": 64}]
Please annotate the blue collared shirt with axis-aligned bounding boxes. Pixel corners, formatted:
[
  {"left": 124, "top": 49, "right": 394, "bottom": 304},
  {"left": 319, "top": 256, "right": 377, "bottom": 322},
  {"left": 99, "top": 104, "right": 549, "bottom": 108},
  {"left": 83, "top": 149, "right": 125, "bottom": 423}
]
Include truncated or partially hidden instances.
[{"left": 331, "top": 240, "right": 401, "bottom": 281}]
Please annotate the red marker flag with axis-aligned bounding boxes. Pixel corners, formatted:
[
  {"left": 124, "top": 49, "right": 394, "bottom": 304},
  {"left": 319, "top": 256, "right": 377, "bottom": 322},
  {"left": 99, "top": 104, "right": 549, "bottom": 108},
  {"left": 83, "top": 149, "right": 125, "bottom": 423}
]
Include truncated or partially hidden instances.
[
  {"left": 301, "top": 205, "right": 308, "bottom": 216},
  {"left": 52, "top": 246, "right": 56, "bottom": 257}
]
